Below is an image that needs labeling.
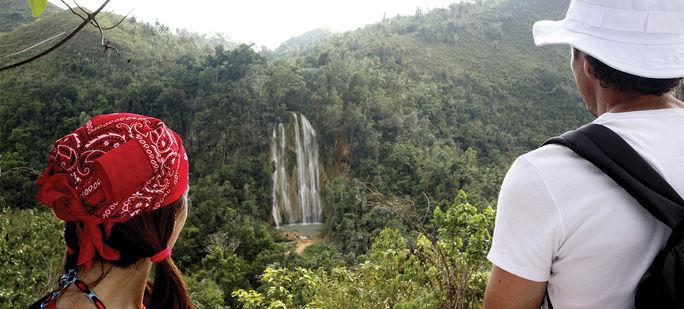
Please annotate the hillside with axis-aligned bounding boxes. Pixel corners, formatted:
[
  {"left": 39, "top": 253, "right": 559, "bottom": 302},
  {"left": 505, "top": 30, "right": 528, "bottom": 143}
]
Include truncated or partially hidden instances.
[
  {"left": 0, "top": 0, "right": 586, "bottom": 307},
  {"left": 277, "top": 0, "right": 580, "bottom": 152},
  {"left": 0, "top": 0, "right": 61, "bottom": 33},
  {"left": 0, "top": 9, "right": 210, "bottom": 73},
  {"left": 272, "top": 27, "right": 340, "bottom": 59}
]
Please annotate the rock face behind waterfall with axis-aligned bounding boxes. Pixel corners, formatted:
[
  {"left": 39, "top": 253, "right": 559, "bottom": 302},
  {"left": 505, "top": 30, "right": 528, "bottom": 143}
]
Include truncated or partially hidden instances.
[{"left": 271, "top": 113, "right": 323, "bottom": 226}]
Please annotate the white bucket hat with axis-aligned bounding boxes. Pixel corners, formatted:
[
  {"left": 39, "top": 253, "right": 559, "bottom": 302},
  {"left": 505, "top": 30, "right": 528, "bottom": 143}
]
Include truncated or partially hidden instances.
[{"left": 533, "top": 0, "right": 684, "bottom": 79}]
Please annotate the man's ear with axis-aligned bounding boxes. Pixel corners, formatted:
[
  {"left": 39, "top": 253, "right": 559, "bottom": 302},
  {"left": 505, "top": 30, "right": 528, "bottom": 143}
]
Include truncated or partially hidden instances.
[{"left": 582, "top": 57, "right": 595, "bottom": 81}]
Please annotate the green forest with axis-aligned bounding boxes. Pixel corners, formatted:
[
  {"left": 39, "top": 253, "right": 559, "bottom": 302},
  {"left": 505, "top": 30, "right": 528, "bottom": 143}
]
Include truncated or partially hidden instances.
[{"left": 0, "top": 0, "right": 590, "bottom": 307}]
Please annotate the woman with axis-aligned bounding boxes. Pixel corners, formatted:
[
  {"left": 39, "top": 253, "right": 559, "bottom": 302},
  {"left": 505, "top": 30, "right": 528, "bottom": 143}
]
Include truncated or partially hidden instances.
[{"left": 30, "top": 113, "right": 193, "bottom": 309}]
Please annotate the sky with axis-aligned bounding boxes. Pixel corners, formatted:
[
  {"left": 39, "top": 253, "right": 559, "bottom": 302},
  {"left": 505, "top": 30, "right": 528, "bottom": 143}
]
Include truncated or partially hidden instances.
[{"left": 49, "top": 0, "right": 459, "bottom": 49}]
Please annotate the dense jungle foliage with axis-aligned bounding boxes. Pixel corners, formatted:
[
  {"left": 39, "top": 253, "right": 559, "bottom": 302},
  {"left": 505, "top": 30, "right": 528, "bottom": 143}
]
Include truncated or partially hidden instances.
[{"left": 0, "top": 0, "right": 591, "bottom": 307}]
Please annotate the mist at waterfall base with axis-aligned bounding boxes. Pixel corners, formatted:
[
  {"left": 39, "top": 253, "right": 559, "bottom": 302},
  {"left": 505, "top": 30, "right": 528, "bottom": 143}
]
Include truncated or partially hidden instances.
[{"left": 271, "top": 113, "right": 323, "bottom": 235}]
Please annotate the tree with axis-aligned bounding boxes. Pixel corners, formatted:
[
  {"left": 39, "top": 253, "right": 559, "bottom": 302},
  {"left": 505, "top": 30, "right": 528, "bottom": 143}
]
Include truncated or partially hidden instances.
[
  {"left": 232, "top": 190, "right": 494, "bottom": 309},
  {"left": 0, "top": 208, "right": 64, "bottom": 308},
  {"left": 1, "top": 0, "right": 128, "bottom": 71},
  {"left": 364, "top": 189, "right": 495, "bottom": 308}
]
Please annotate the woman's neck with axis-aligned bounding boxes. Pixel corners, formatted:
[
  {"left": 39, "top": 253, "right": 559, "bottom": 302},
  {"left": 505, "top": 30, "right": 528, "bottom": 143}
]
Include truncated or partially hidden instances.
[{"left": 56, "top": 260, "right": 152, "bottom": 309}]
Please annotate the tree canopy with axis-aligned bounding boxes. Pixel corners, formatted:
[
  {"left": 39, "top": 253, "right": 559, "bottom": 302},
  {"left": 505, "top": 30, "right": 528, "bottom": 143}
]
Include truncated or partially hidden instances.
[{"left": 0, "top": 0, "right": 592, "bottom": 307}]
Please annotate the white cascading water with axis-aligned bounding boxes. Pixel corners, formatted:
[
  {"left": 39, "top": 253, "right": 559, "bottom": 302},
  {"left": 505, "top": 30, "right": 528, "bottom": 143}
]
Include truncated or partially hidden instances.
[{"left": 271, "top": 113, "right": 322, "bottom": 226}]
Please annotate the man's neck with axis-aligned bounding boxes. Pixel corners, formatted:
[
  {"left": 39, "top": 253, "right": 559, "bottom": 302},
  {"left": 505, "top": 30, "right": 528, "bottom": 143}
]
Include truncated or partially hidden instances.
[{"left": 595, "top": 91, "right": 684, "bottom": 116}]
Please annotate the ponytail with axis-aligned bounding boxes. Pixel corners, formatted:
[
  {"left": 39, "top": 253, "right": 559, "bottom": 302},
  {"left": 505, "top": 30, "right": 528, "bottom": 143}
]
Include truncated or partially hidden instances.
[
  {"left": 149, "top": 257, "right": 193, "bottom": 309},
  {"left": 61, "top": 194, "right": 193, "bottom": 309}
]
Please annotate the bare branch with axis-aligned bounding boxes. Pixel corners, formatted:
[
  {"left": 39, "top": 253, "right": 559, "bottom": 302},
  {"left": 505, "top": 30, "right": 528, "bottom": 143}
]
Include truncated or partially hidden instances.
[
  {"left": 92, "top": 17, "right": 104, "bottom": 45},
  {"left": 0, "top": 25, "right": 78, "bottom": 61},
  {"left": 359, "top": 184, "right": 480, "bottom": 308},
  {"left": 422, "top": 191, "right": 431, "bottom": 224},
  {"left": 73, "top": 0, "right": 90, "bottom": 17},
  {"left": 68, "top": 0, "right": 129, "bottom": 55},
  {"left": 63, "top": 0, "right": 129, "bottom": 55},
  {"left": 101, "top": 8, "right": 133, "bottom": 30},
  {"left": 60, "top": 0, "right": 91, "bottom": 25},
  {"left": 0, "top": 166, "right": 41, "bottom": 177},
  {"left": 0, "top": 0, "right": 112, "bottom": 72},
  {"left": 91, "top": 17, "right": 120, "bottom": 55},
  {"left": 62, "top": 0, "right": 123, "bottom": 33}
]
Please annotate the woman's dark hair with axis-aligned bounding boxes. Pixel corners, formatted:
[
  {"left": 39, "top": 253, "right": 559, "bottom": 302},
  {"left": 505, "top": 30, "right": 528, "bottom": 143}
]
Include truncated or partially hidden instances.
[
  {"left": 573, "top": 47, "right": 682, "bottom": 96},
  {"left": 64, "top": 193, "right": 193, "bottom": 309}
]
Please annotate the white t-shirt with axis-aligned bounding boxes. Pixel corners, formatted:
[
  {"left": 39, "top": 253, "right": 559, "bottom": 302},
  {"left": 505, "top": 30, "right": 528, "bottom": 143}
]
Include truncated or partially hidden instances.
[{"left": 487, "top": 108, "right": 684, "bottom": 309}]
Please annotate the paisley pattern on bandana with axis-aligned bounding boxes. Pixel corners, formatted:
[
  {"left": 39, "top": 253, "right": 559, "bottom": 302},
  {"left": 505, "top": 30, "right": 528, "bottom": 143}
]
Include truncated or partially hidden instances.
[{"left": 35, "top": 113, "right": 189, "bottom": 268}]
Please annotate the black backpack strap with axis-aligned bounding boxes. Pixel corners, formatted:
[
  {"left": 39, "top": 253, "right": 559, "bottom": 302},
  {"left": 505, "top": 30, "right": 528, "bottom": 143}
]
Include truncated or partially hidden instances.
[{"left": 542, "top": 123, "right": 684, "bottom": 229}]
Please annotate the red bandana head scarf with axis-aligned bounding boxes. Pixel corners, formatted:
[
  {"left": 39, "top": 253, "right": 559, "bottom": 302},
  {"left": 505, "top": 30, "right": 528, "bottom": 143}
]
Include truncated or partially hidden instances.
[{"left": 36, "top": 113, "right": 189, "bottom": 269}]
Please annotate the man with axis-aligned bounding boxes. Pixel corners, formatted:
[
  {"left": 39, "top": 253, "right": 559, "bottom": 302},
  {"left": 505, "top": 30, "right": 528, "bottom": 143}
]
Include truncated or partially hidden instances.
[{"left": 483, "top": 0, "right": 684, "bottom": 308}]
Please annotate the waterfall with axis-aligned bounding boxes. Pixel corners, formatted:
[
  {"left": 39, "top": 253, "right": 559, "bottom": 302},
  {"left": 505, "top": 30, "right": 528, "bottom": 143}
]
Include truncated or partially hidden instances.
[{"left": 271, "top": 113, "right": 323, "bottom": 226}]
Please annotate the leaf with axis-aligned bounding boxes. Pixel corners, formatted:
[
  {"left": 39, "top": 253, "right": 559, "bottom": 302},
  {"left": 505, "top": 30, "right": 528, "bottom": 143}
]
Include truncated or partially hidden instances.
[{"left": 28, "top": 0, "right": 47, "bottom": 18}]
